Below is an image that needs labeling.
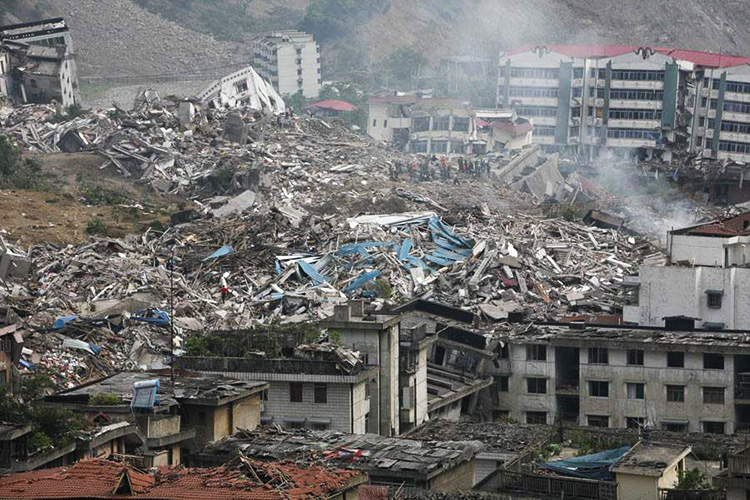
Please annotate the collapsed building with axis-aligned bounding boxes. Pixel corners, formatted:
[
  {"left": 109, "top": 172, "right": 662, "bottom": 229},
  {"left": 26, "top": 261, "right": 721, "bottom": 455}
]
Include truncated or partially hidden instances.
[
  {"left": 367, "top": 94, "right": 532, "bottom": 154},
  {"left": 0, "top": 18, "right": 79, "bottom": 107}
]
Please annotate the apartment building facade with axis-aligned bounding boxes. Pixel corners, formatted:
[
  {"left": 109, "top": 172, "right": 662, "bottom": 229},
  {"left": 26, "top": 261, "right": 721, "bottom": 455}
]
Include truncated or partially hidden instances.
[
  {"left": 252, "top": 30, "right": 321, "bottom": 99},
  {"left": 497, "top": 44, "right": 750, "bottom": 162},
  {"left": 624, "top": 212, "right": 750, "bottom": 330},
  {"left": 493, "top": 325, "right": 750, "bottom": 435}
]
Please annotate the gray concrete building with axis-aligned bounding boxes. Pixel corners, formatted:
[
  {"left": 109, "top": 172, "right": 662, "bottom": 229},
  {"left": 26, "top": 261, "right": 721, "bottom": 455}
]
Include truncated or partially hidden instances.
[
  {"left": 252, "top": 30, "right": 321, "bottom": 99},
  {"left": 494, "top": 324, "right": 750, "bottom": 434},
  {"left": 176, "top": 347, "right": 377, "bottom": 434}
]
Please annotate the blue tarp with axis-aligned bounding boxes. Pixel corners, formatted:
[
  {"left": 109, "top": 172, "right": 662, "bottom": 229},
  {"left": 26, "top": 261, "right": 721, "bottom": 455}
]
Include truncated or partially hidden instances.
[
  {"left": 53, "top": 315, "right": 78, "bottom": 330},
  {"left": 203, "top": 245, "right": 235, "bottom": 262},
  {"left": 132, "top": 309, "right": 170, "bottom": 327},
  {"left": 539, "top": 446, "right": 631, "bottom": 481},
  {"left": 298, "top": 260, "right": 328, "bottom": 285},
  {"left": 345, "top": 270, "right": 381, "bottom": 294}
]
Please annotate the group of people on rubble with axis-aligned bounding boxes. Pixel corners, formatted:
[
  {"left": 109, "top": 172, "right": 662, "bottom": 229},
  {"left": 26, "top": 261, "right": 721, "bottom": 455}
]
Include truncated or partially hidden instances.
[{"left": 388, "top": 155, "right": 491, "bottom": 183}]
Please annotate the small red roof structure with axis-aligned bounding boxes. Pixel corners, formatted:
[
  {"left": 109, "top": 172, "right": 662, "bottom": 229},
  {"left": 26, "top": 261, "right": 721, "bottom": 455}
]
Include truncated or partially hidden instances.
[
  {"left": 0, "top": 458, "right": 364, "bottom": 499},
  {"left": 305, "top": 99, "right": 356, "bottom": 112}
]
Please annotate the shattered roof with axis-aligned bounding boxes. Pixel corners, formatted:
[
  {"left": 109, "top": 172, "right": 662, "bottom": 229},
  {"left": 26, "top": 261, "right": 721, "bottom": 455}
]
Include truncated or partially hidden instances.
[
  {"left": 46, "top": 371, "right": 267, "bottom": 408},
  {"left": 0, "top": 457, "right": 361, "bottom": 499},
  {"left": 204, "top": 428, "right": 484, "bottom": 479},
  {"left": 406, "top": 420, "right": 550, "bottom": 454}
]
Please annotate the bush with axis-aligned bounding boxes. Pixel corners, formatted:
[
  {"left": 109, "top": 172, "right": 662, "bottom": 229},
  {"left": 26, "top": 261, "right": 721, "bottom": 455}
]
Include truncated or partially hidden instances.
[
  {"left": 79, "top": 184, "right": 127, "bottom": 206},
  {"left": 28, "top": 431, "right": 53, "bottom": 453},
  {"left": 85, "top": 219, "right": 108, "bottom": 236},
  {"left": 89, "top": 393, "right": 121, "bottom": 405},
  {"left": 0, "top": 136, "right": 49, "bottom": 190}
]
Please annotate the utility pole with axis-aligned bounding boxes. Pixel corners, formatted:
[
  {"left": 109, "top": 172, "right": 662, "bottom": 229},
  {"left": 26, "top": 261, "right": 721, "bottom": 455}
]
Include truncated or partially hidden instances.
[{"left": 169, "top": 243, "right": 175, "bottom": 385}]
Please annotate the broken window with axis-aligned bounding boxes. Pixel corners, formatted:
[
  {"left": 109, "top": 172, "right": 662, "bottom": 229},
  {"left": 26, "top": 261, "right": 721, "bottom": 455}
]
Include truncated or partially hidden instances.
[
  {"left": 412, "top": 116, "right": 430, "bottom": 132},
  {"left": 703, "top": 421, "right": 726, "bottom": 434},
  {"left": 572, "top": 87, "right": 582, "bottom": 98},
  {"left": 234, "top": 80, "right": 249, "bottom": 93},
  {"left": 589, "top": 380, "right": 609, "bottom": 398},
  {"left": 452, "top": 117, "right": 470, "bottom": 132},
  {"left": 667, "top": 352, "right": 685, "bottom": 368},
  {"left": 526, "top": 411, "right": 547, "bottom": 425},
  {"left": 626, "top": 417, "right": 644, "bottom": 429},
  {"left": 571, "top": 107, "right": 581, "bottom": 118},
  {"left": 588, "top": 347, "right": 608, "bottom": 364},
  {"left": 704, "top": 353, "right": 724, "bottom": 370},
  {"left": 290, "top": 382, "right": 303, "bottom": 402},
  {"left": 314, "top": 383, "right": 327, "bottom": 404},
  {"left": 627, "top": 350, "right": 644, "bottom": 366},
  {"left": 434, "top": 116, "right": 451, "bottom": 131},
  {"left": 587, "top": 415, "right": 609, "bottom": 428},
  {"left": 526, "top": 345, "right": 547, "bottom": 361},
  {"left": 496, "top": 376, "right": 509, "bottom": 392},
  {"left": 626, "top": 383, "right": 645, "bottom": 400},
  {"left": 706, "top": 291, "right": 723, "bottom": 309},
  {"left": 430, "top": 141, "right": 448, "bottom": 154},
  {"left": 526, "top": 378, "right": 547, "bottom": 394},
  {"left": 703, "top": 387, "right": 725, "bottom": 404},
  {"left": 667, "top": 385, "right": 685, "bottom": 402},
  {"left": 411, "top": 140, "right": 428, "bottom": 153}
]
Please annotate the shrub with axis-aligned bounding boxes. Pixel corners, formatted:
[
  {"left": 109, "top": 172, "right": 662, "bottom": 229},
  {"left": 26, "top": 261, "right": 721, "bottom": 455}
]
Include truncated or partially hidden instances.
[
  {"left": 85, "top": 219, "right": 108, "bottom": 236},
  {"left": 89, "top": 393, "right": 121, "bottom": 405}
]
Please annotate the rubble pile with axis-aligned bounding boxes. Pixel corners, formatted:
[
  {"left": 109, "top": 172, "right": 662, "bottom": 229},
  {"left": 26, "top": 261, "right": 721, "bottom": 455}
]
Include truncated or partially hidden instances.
[{"left": 0, "top": 98, "right": 661, "bottom": 387}]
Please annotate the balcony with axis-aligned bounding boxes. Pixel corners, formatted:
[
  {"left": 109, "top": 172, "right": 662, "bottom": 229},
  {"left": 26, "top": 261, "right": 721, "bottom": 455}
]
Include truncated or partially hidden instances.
[{"left": 556, "top": 380, "right": 580, "bottom": 395}]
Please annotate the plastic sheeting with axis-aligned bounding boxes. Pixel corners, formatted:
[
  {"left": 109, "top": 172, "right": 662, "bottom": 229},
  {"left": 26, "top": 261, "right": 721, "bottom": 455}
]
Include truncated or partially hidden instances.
[{"left": 539, "top": 446, "right": 631, "bottom": 481}]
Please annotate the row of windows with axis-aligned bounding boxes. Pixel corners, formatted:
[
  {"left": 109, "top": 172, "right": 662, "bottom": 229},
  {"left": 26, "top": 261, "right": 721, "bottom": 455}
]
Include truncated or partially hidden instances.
[
  {"left": 708, "top": 119, "right": 750, "bottom": 135},
  {"left": 711, "top": 79, "right": 750, "bottom": 94},
  {"left": 534, "top": 127, "right": 557, "bottom": 137},
  {"left": 609, "top": 109, "right": 662, "bottom": 120},
  {"left": 524, "top": 345, "right": 725, "bottom": 369},
  {"left": 289, "top": 382, "right": 328, "bottom": 403},
  {"left": 411, "top": 116, "right": 471, "bottom": 132},
  {"left": 710, "top": 99, "right": 750, "bottom": 114},
  {"left": 607, "top": 128, "right": 661, "bottom": 140},
  {"left": 516, "top": 106, "right": 558, "bottom": 117},
  {"left": 509, "top": 86, "right": 559, "bottom": 98},
  {"left": 519, "top": 412, "right": 727, "bottom": 433},
  {"left": 517, "top": 377, "right": 724, "bottom": 404},
  {"left": 500, "top": 67, "right": 560, "bottom": 79},
  {"left": 588, "top": 88, "right": 664, "bottom": 101},
  {"left": 608, "top": 69, "right": 666, "bottom": 81},
  {"left": 719, "top": 140, "right": 750, "bottom": 154}
]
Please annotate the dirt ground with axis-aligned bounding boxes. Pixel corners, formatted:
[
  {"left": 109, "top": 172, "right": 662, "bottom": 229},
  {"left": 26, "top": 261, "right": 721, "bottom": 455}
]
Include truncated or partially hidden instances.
[{"left": 0, "top": 152, "right": 177, "bottom": 247}]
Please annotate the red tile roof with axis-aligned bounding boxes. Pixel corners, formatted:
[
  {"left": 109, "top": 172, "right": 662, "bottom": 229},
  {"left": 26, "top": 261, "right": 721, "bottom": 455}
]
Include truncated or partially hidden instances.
[
  {"left": 305, "top": 99, "right": 356, "bottom": 112},
  {"left": 504, "top": 44, "right": 750, "bottom": 69},
  {"left": 0, "top": 458, "right": 362, "bottom": 500}
]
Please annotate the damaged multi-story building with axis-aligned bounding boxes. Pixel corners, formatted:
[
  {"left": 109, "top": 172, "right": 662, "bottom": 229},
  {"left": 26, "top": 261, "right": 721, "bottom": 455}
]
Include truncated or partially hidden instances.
[
  {"left": 497, "top": 44, "right": 750, "bottom": 165},
  {"left": 251, "top": 30, "right": 321, "bottom": 99},
  {"left": 0, "top": 18, "right": 80, "bottom": 107},
  {"left": 624, "top": 212, "right": 750, "bottom": 330},
  {"left": 367, "top": 94, "right": 532, "bottom": 154}
]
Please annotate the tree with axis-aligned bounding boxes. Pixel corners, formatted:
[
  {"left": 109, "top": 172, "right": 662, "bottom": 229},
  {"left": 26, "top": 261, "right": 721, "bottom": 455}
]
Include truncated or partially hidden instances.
[
  {"left": 380, "top": 47, "right": 428, "bottom": 89},
  {"left": 674, "top": 469, "right": 711, "bottom": 490}
]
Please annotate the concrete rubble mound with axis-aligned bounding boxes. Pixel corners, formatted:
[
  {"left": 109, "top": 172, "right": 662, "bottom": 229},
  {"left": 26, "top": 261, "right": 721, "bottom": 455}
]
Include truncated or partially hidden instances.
[{"left": 0, "top": 96, "right": 662, "bottom": 388}]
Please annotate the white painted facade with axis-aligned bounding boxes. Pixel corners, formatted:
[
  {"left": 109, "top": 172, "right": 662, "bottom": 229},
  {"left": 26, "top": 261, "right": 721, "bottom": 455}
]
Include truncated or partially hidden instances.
[
  {"left": 196, "top": 66, "right": 285, "bottom": 114},
  {"left": 0, "top": 48, "right": 9, "bottom": 99},
  {"left": 252, "top": 31, "right": 321, "bottom": 99}
]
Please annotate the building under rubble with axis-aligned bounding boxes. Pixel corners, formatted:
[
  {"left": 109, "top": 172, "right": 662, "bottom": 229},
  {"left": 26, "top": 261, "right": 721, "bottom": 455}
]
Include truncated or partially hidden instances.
[
  {"left": 0, "top": 18, "right": 79, "bottom": 107},
  {"left": 497, "top": 44, "right": 750, "bottom": 166}
]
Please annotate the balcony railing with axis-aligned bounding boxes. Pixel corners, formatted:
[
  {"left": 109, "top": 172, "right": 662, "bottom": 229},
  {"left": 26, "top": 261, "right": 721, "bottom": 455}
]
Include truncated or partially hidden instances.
[
  {"left": 489, "top": 470, "right": 617, "bottom": 500},
  {"left": 659, "top": 489, "right": 725, "bottom": 500}
]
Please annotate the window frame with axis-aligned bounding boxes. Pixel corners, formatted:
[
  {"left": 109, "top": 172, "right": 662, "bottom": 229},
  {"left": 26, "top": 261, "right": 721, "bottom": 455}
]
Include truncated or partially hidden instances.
[
  {"left": 666, "top": 385, "right": 685, "bottom": 403},
  {"left": 588, "top": 347, "right": 609, "bottom": 365},
  {"left": 314, "top": 383, "right": 327, "bottom": 404},
  {"left": 290, "top": 382, "right": 303, "bottom": 403},
  {"left": 627, "top": 350, "right": 644, "bottom": 366},
  {"left": 589, "top": 380, "right": 609, "bottom": 398},
  {"left": 526, "top": 377, "right": 547, "bottom": 394},
  {"left": 526, "top": 344, "right": 547, "bottom": 361}
]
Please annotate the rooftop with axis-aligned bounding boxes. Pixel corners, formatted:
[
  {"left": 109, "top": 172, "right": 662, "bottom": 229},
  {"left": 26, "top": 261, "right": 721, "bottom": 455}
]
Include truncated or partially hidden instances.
[
  {"left": 305, "top": 99, "right": 356, "bottom": 112},
  {"left": 405, "top": 420, "right": 550, "bottom": 455},
  {"left": 504, "top": 44, "right": 750, "bottom": 68},
  {"left": 0, "top": 457, "right": 362, "bottom": 499},
  {"left": 201, "top": 428, "right": 484, "bottom": 479},
  {"left": 612, "top": 441, "right": 691, "bottom": 477},
  {"left": 501, "top": 324, "right": 750, "bottom": 352},
  {"left": 670, "top": 213, "right": 750, "bottom": 238},
  {"left": 44, "top": 371, "right": 267, "bottom": 409}
]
